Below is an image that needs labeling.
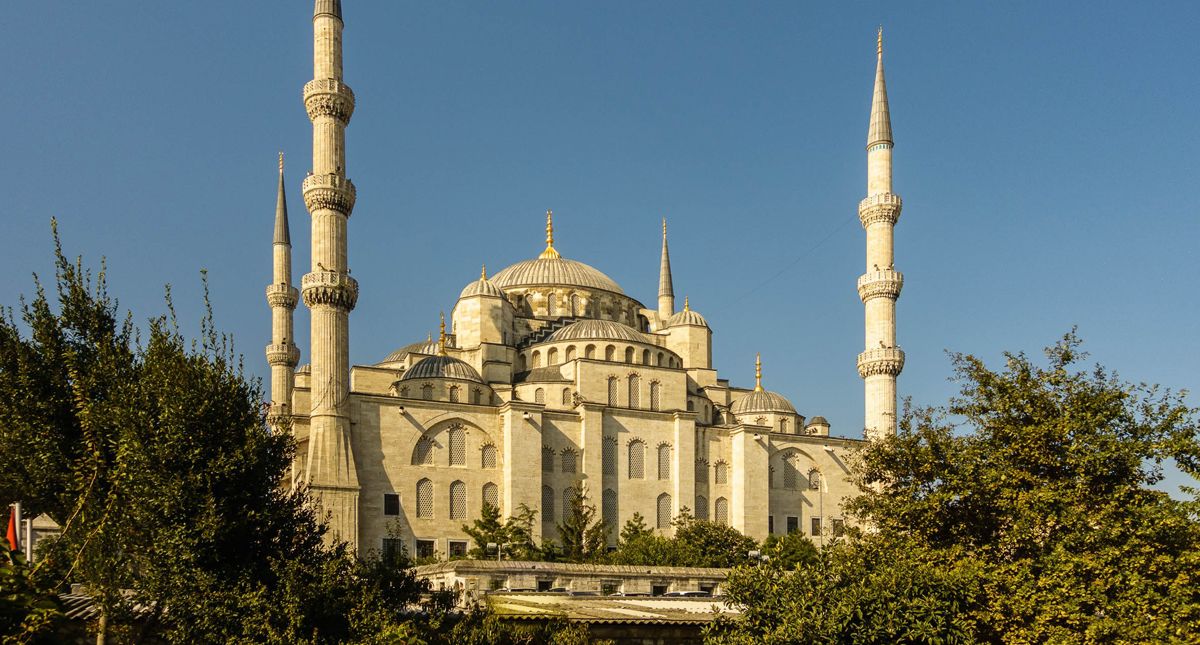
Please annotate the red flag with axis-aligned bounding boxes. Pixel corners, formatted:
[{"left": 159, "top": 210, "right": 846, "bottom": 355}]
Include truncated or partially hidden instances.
[{"left": 5, "top": 507, "right": 18, "bottom": 551}]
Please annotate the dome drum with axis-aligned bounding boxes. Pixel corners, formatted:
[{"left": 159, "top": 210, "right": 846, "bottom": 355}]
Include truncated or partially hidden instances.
[{"left": 399, "top": 355, "right": 484, "bottom": 383}]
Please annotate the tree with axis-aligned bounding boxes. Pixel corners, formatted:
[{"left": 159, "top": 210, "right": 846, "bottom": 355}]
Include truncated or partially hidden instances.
[
  {"left": 618, "top": 513, "right": 652, "bottom": 545},
  {"left": 555, "top": 485, "right": 609, "bottom": 563},
  {"left": 710, "top": 332, "right": 1200, "bottom": 643},
  {"left": 0, "top": 540, "right": 62, "bottom": 643},
  {"left": 670, "top": 513, "right": 759, "bottom": 569},
  {"left": 462, "top": 502, "right": 506, "bottom": 559},
  {"left": 760, "top": 531, "right": 818, "bottom": 570}
]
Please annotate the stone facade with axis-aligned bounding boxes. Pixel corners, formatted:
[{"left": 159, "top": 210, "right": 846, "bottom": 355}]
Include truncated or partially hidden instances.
[{"left": 271, "top": 3, "right": 902, "bottom": 557}]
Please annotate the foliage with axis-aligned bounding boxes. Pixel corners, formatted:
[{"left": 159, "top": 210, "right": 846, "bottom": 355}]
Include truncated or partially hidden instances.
[
  {"left": 709, "top": 332, "right": 1200, "bottom": 643},
  {"left": 608, "top": 511, "right": 759, "bottom": 568},
  {"left": 760, "top": 530, "right": 818, "bottom": 570},
  {"left": 618, "top": 512, "right": 652, "bottom": 545},
  {"left": 446, "top": 609, "right": 606, "bottom": 645},
  {"left": 554, "top": 485, "right": 610, "bottom": 563},
  {"left": 0, "top": 541, "right": 62, "bottom": 643}
]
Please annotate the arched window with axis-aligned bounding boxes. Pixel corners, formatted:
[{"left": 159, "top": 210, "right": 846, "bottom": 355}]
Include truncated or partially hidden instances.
[
  {"left": 714, "top": 461, "right": 728, "bottom": 485},
  {"left": 770, "top": 465, "right": 778, "bottom": 489},
  {"left": 657, "top": 493, "right": 672, "bottom": 529},
  {"left": 783, "top": 454, "right": 799, "bottom": 489},
  {"left": 531, "top": 350, "right": 541, "bottom": 368},
  {"left": 642, "top": 349, "right": 650, "bottom": 365},
  {"left": 562, "top": 487, "right": 576, "bottom": 523},
  {"left": 421, "top": 384, "right": 433, "bottom": 400},
  {"left": 562, "top": 388, "right": 572, "bottom": 405},
  {"left": 602, "top": 489, "right": 618, "bottom": 539},
  {"left": 572, "top": 294, "right": 583, "bottom": 316},
  {"left": 541, "top": 485, "right": 555, "bottom": 522},
  {"left": 413, "top": 437, "right": 434, "bottom": 465},
  {"left": 755, "top": 416, "right": 767, "bottom": 426},
  {"left": 542, "top": 446, "right": 555, "bottom": 472},
  {"left": 628, "top": 374, "right": 640, "bottom": 409},
  {"left": 714, "top": 497, "right": 729, "bottom": 525},
  {"left": 624, "top": 347, "right": 634, "bottom": 363},
  {"left": 561, "top": 449, "right": 577, "bottom": 474},
  {"left": 605, "top": 345, "right": 615, "bottom": 361},
  {"left": 687, "top": 400, "right": 694, "bottom": 412},
  {"left": 602, "top": 437, "right": 617, "bottom": 476},
  {"left": 565, "top": 346, "right": 576, "bottom": 361},
  {"left": 482, "top": 482, "right": 498, "bottom": 510},
  {"left": 585, "top": 344, "right": 596, "bottom": 359},
  {"left": 809, "top": 469, "right": 822, "bottom": 491},
  {"left": 472, "top": 388, "right": 482, "bottom": 404},
  {"left": 649, "top": 381, "right": 661, "bottom": 411},
  {"left": 449, "top": 480, "right": 467, "bottom": 519},
  {"left": 399, "top": 386, "right": 409, "bottom": 398},
  {"left": 534, "top": 388, "right": 545, "bottom": 404},
  {"left": 607, "top": 377, "right": 618, "bottom": 406},
  {"left": 657, "top": 352, "right": 664, "bottom": 367},
  {"left": 779, "top": 418, "right": 788, "bottom": 434},
  {"left": 416, "top": 478, "right": 433, "bottom": 518},
  {"left": 695, "top": 459, "right": 709, "bottom": 485},
  {"left": 448, "top": 425, "right": 465, "bottom": 466},
  {"left": 657, "top": 444, "right": 671, "bottom": 480},
  {"left": 695, "top": 495, "right": 708, "bottom": 520},
  {"left": 548, "top": 347, "right": 558, "bottom": 365},
  {"left": 547, "top": 293, "right": 557, "bottom": 317},
  {"left": 449, "top": 385, "right": 460, "bottom": 403},
  {"left": 628, "top": 440, "right": 645, "bottom": 479},
  {"left": 481, "top": 444, "right": 497, "bottom": 469}
]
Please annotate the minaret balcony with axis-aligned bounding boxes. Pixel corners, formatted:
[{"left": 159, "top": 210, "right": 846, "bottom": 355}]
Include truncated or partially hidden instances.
[
  {"left": 303, "top": 78, "right": 355, "bottom": 123},
  {"left": 302, "top": 173, "right": 357, "bottom": 215},
  {"left": 857, "top": 270, "right": 904, "bottom": 302},
  {"left": 858, "top": 193, "right": 902, "bottom": 228},
  {"left": 265, "top": 284, "right": 299, "bottom": 309},
  {"left": 266, "top": 342, "right": 301, "bottom": 367},
  {"left": 302, "top": 270, "right": 359, "bottom": 311},
  {"left": 857, "top": 347, "right": 905, "bottom": 378}
]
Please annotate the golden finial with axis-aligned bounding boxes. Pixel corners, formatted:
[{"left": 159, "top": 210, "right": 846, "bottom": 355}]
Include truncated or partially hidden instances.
[
  {"left": 539, "top": 209, "right": 561, "bottom": 259},
  {"left": 437, "top": 312, "right": 447, "bottom": 356},
  {"left": 877, "top": 26, "right": 883, "bottom": 56},
  {"left": 427, "top": 331, "right": 432, "bottom": 343},
  {"left": 684, "top": 296, "right": 690, "bottom": 311},
  {"left": 754, "top": 353, "right": 763, "bottom": 392},
  {"left": 278, "top": 151, "right": 284, "bottom": 172},
  {"left": 481, "top": 264, "right": 488, "bottom": 280}
]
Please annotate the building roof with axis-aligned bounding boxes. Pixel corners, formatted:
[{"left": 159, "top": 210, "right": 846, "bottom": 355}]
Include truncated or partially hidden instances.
[
  {"left": 459, "top": 266, "right": 505, "bottom": 299},
  {"left": 491, "top": 257, "right": 624, "bottom": 295},
  {"left": 400, "top": 355, "right": 484, "bottom": 383},
  {"left": 665, "top": 297, "right": 708, "bottom": 327},
  {"left": 485, "top": 594, "right": 739, "bottom": 625},
  {"left": 807, "top": 415, "right": 829, "bottom": 426},
  {"left": 546, "top": 319, "right": 645, "bottom": 343},
  {"left": 867, "top": 28, "right": 893, "bottom": 149},
  {"left": 380, "top": 339, "right": 439, "bottom": 364},
  {"left": 731, "top": 389, "right": 797, "bottom": 415}
]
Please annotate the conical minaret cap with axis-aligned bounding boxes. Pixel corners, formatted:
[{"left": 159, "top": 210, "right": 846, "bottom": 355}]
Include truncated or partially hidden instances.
[
  {"left": 274, "top": 153, "right": 290, "bottom": 245},
  {"left": 658, "top": 218, "right": 674, "bottom": 299},
  {"left": 867, "top": 27, "right": 893, "bottom": 149}
]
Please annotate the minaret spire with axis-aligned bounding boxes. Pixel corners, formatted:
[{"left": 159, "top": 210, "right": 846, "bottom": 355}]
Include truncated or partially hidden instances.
[
  {"left": 657, "top": 217, "right": 675, "bottom": 320},
  {"left": 266, "top": 154, "right": 300, "bottom": 429},
  {"left": 858, "top": 28, "right": 905, "bottom": 440},
  {"left": 301, "top": 0, "right": 360, "bottom": 548}
]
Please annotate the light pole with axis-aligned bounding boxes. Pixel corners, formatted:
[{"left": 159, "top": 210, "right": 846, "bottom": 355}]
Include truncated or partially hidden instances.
[{"left": 487, "top": 542, "right": 508, "bottom": 562}]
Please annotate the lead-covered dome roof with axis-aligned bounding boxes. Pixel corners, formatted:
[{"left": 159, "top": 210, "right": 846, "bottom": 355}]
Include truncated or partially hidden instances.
[
  {"left": 666, "top": 299, "right": 709, "bottom": 327},
  {"left": 546, "top": 319, "right": 645, "bottom": 343},
  {"left": 380, "top": 339, "right": 439, "bottom": 364},
  {"left": 400, "top": 355, "right": 484, "bottom": 383},
  {"left": 491, "top": 257, "right": 623, "bottom": 294},
  {"left": 731, "top": 390, "right": 797, "bottom": 415}
]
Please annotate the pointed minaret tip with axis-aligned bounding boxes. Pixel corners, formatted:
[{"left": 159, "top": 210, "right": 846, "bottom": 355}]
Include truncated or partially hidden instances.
[
  {"left": 867, "top": 26, "right": 893, "bottom": 150},
  {"left": 274, "top": 152, "right": 290, "bottom": 246},
  {"left": 437, "top": 312, "right": 447, "bottom": 356},
  {"left": 539, "top": 209, "right": 561, "bottom": 259},
  {"left": 754, "top": 353, "right": 764, "bottom": 392},
  {"left": 658, "top": 216, "right": 674, "bottom": 300}
]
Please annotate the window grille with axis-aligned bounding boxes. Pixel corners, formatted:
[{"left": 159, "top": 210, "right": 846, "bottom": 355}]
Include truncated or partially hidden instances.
[
  {"left": 607, "top": 377, "right": 618, "bottom": 406},
  {"left": 542, "top": 446, "right": 554, "bottom": 472},
  {"left": 548, "top": 348, "right": 558, "bottom": 364},
  {"left": 421, "top": 384, "right": 433, "bottom": 400},
  {"left": 650, "top": 381, "right": 661, "bottom": 411},
  {"left": 628, "top": 375, "right": 640, "bottom": 408},
  {"left": 602, "top": 437, "right": 617, "bottom": 476},
  {"left": 585, "top": 345, "right": 595, "bottom": 359},
  {"left": 535, "top": 388, "right": 545, "bottom": 404},
  {"left": 657, "top": 444, "right": 671, "bottom": 480},
  {"left": 605, "top": 345, "right": 615, "bottom": 361},
  {"left": 562, "top": 388, "right": 572, "bottom": 405},
  {"left": 413, "top": 438, "right": 434, "bottom": 466},
  {"left": 562, "top": 487, "right": 576, "bottom": 523},
  {"left": 602, "top": 489, "right": 618, "bottom": 539},
  {"left": 448, "top": 425, "right": 465, "bottom": 466},
  {"left": 566, "top": 346, "right": 576, "bottom": 361},
  {"left": 779, "top": 418, "right": 788, "bottom": 433},
  {"left": 784, "top": 456, "right": 798, "bottom": 489},
  {"left": 695, "top": 459, "right": 708, "bottom": 485},
  {"left": 481, "top": 444, "right": 497, "bottom": 469},
  {"left": 714, "top": 461, "right": 728, "bottom": 485},
  {"left": 695, "top": 495, "right": 708, "bottom": 520},
  {"left": 715, "top": 497, "right": 729, "bottom": 525},
  {"left": 561, "top": 449, "right": 577, "bottom": 474},
  {"left": 542, "top": 486, "right": 555, "bottom": 522},
  {"left": 628, "top": 440, "right": 645, "bottom": 479},
  {"left": 809, "top": 469, "right": 822, "bottom": 491},
  {"left": 416, "top": 478, "right": 433, "bottom": 518},
  {"left": 482, "top": 482, "right": 498, "bottom": 510},
  {"left": 656, "top": 493, "right": 672, "bottom": 529},
  {"left": 449, "top": 480, "right": 467, "bottom": 519},
  {"left": 449, "top": 385, "right": 460, "bottom": 403},
  {"left": 547, "top": 294, "right": 557, "bottom": 316}
]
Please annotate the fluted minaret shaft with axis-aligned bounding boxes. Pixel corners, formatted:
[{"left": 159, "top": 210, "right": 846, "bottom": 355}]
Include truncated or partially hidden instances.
[
  {"left": 658, "top": 218, "right": 674, "bottom": 320},
  {"left": 857, "top": 29, "right": 904, "bottom": 440},
  {"left": 267, "top": 155, "right": 300, "bottom": 427},
  {"left": 302, "top": 0, "right": 360, "bottom": 547}
]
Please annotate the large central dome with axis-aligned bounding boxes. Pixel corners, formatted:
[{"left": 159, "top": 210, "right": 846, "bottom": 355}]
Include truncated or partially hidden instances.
[{"left": 491, "top": 256, "right": 624, "bottom": 294}]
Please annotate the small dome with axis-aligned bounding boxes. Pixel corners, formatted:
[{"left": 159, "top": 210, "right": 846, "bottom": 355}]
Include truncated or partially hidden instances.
[
  {"left": 491, "top": 257, "right": 624, "bottom": 294},
  {"left": 666, "top": 309, "right": 708, "bottom": 328},
  {"left": 546, "top": 319, "right": 645, "bottom": 343},
  {"left": 807, "top": 416, "right": 829, "bottom": 426},
  {"left": 400, "top": 355, "right": 484, "bottom": 383},
  {"left": 296, "top": 364, "right": 311, "bottom": 374},
  {"left": 379, "top": 339, "right": 439, "bottom": 365},
  {"left": 459, "top": 277, "right": 505, "bottom": 299},
  {"left": 731, "top": 390, "right": 797, "bottom": 415}
]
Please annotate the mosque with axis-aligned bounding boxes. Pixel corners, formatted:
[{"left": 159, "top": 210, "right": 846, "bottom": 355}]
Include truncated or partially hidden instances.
[{"left": 266, "top": 1, "right": 905, "bottom": 557}]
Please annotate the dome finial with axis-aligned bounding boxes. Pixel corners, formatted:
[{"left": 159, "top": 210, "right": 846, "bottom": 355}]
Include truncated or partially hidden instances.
[
  {"left": 437, "top": 313, "right": 447, "bottom": 356},
  {"left": 754, "top": 353, "right": 764, "bottom": 392},
  {"left": 481, "top": 263, "right": 488, "bottom": 280},
  {"left": 539, "top": 209, "right": 561, "bottom": 259},
  {"left": 683, "top": 296, "right": 690, "bottom": 311},
  {"left": 877, "top": 25, "right": 883, "bottom": 56}
]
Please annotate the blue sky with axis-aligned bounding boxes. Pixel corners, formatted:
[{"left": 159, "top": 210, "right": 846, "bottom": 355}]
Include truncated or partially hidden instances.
[{"left": 1, "top": 2, "right": 1196, "bottom": 494}]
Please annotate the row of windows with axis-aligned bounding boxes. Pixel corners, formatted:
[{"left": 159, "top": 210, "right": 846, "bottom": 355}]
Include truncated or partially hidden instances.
[
  {"left": 531, "top": 387, "right": 574, "bottom": 406},
  {"left": 605, "top": 376, "right": 664, "bottom": 411},
  {"left": 769, "top": 463, "right": 823, "bottom": 490},
  {"left": 528, "top": 346, "right": 678, "bottom": 370},
  {"left": 695, "top": 459, "right": 729, "bottom": 485},
  {"left": 543, "top": 487, "right": 676, "bottom": 532},
  {"left": 412, "top": 426, "right": 497, "bottom": 468},
  {"left": 542, "top": 447, "right": 579, "bottom": 473},
  {"left": 692, "top": 495, "right": 729, "bottom": 524},
  {"left": 395, "top": 384, "right": 489, "bottom": 404},
  {"left": 397, "top": 480, "right": 499, "bottom": 520},
  {"left": 765, "top": 516, "right": 845, "bottom": 538}
]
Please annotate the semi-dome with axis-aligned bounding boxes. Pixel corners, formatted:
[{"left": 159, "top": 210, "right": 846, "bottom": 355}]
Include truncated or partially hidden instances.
[
  {"left": 379, "top": 339, "right": 439, "bottom": 364},
  {"left": 807, "top": 416, "right": 829, "bottom": 426},
  {"left": 665, "top": 297, "right": 709, "bottom": 327},
  {"left": 459, "top": 265, "right": 506, "bottom": 299},
  {"left": 400, "top": 355, "right": 484, "bottom": 383},
  {"left": 546, "top": 319, "right": 645, "bottom": 343},
  {"left": 731, "top": 389, "right": 797, "bottom": 415},
  {"left": 491, "top": 257, "right": 623, "bottom": 294}
]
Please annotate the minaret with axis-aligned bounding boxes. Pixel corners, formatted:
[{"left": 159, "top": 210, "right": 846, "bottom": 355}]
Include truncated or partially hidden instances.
[
  {"left": 658, "top": 218, "right": 675, "bottom": 319},
  {"left": 302, "top": 0, "right": 360, "bottom": 547},
  {"left": 266, "top": 153, "right": 300, "bottom": 428},
  {"left": 857, "top": 28, "right": 905, "bottom": 440}
]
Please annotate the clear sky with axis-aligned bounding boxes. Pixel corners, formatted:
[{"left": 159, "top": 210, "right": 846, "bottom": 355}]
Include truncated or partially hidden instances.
[{"left": 1, "top": 2, "right": 1196, "bottom": 494}]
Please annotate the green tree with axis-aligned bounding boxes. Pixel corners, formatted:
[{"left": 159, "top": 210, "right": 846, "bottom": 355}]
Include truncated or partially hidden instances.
[
  {"left": 709, "top": 332, "right": 1200, "bottom": 643},
  {"left": 618, "top": 512, "right": 652, "bottom": 545},
  {"left": 0, "top": 540, "right": 62, "bottom": 643},
  {"left": 462, "top": 502, "right": 506, "bottom": 559},
  {"left": 555, "top": 485, "right": 610, "bottom": 563},
  {"left": 760, "top": 531, "right": 818, "bottom": 570},
  {"left": 670, "top": 513, "right": 759, "bottom": 569}
]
